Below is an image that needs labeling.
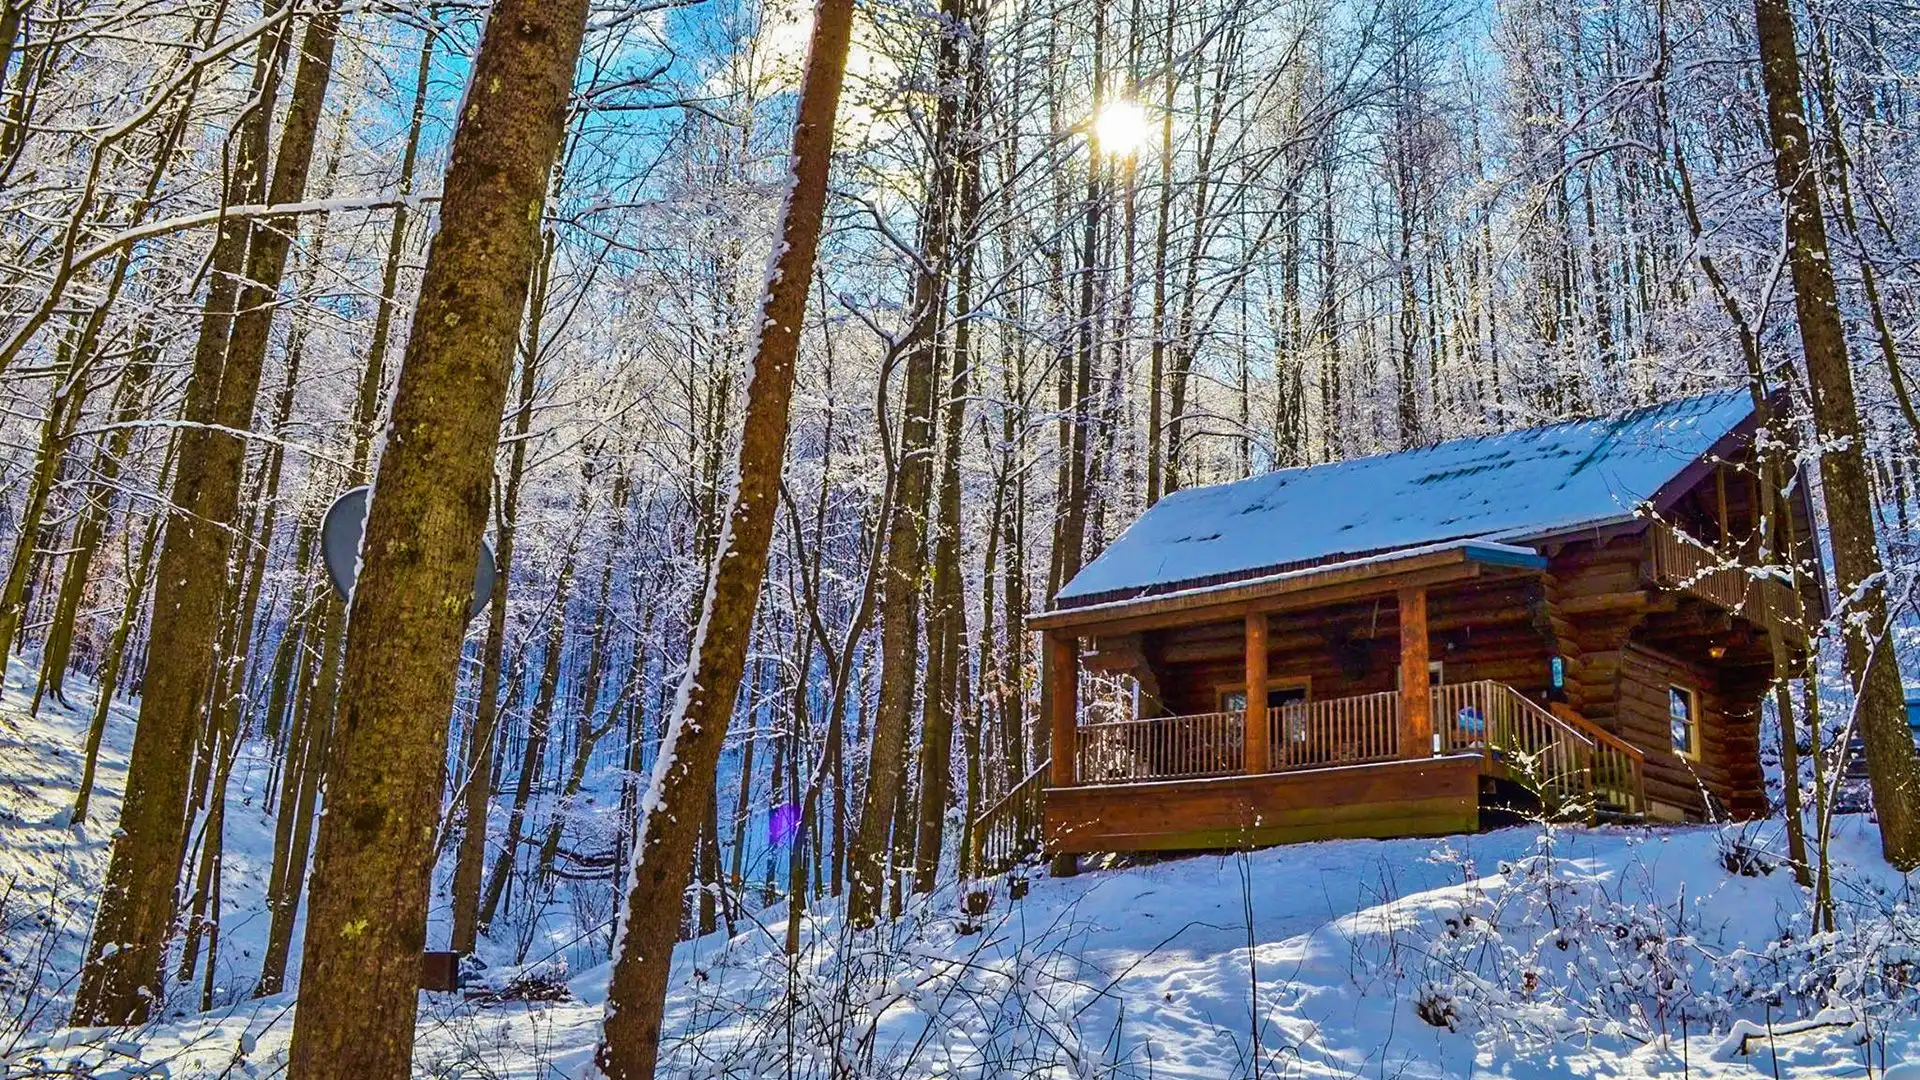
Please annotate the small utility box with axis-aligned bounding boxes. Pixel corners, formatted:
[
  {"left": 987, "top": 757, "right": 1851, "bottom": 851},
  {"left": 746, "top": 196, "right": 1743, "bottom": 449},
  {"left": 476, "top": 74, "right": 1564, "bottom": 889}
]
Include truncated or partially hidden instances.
[{"left": 421, "top": 950, "right": 463, "bottom": 992}]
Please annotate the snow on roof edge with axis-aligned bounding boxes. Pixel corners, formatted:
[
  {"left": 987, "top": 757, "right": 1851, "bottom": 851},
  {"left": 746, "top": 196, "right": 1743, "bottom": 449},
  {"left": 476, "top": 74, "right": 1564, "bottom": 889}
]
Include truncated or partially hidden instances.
[
  {"left": 1056, "top": 390, "right": 1757, "bottom": 607},
  {"left": 1034, "top": 538, "right": 1548, "bottom": 624}
]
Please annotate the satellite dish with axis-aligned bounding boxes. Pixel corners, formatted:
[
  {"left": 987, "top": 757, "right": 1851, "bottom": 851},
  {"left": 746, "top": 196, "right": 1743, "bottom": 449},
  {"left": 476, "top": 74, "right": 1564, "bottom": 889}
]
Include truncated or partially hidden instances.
[{"left": 321, "top": 485, "right": 496, "bottom": 623}]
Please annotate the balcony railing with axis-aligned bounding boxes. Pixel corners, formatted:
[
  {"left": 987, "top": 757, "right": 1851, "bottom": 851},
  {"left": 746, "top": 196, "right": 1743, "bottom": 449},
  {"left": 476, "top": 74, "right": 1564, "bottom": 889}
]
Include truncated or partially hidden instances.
[{"left": 1648, "top": 521, "right": 1801, "bottom": 626}]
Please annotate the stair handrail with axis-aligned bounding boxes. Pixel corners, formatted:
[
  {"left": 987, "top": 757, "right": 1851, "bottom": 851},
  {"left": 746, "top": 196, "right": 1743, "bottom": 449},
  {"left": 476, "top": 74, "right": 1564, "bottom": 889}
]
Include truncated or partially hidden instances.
[
  {"left": 976, "top": 758, "right": 1051, "bottom": 824},
  {"left": 967, "top": 758, "right": 1052, "bottom": 878},
  {"left": 1500, "top": 684, "right": 1645, "bottom": 766},
  {"left": 1490, "top": 682, "right": 1646, "bottom": 815}
]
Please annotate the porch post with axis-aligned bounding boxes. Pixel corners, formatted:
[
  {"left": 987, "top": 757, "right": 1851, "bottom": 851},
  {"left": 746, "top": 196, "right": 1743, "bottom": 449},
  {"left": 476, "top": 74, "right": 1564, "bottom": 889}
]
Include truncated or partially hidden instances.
[
  {"left": 1244, "top": 611, "right": 1269, "bottom": 774},
  {"left": 1398, "top": 586, "right": 1431, "bottom": 758},
  {"left": 1048, "top": 632, "right": 1078, "bottom": 787}
]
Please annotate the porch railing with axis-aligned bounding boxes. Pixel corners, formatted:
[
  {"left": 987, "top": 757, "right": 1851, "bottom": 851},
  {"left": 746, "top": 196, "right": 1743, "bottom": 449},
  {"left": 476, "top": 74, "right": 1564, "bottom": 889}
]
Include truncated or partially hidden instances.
[
  {"left": 1073, "top": 692, "right": 1403, "bottom": 785},
  {"left": 1076, "top": 710, "right": 1243, "bottom": 784},
  {"left": 1269, "top": 691, "right": 1401, "bottom": 769},
  {"left": 1060, "top": 680, "right": 1645, "bottom": 818},
  {"left": 1433, "top": 680, "right": 1645, "bottom": 816}
]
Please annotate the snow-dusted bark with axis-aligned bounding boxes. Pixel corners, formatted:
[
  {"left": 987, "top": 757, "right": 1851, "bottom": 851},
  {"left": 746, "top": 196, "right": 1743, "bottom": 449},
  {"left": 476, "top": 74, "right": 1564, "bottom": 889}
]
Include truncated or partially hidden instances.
[{"left": 598, "top": 0, "right": 861, "bottom": 1073}]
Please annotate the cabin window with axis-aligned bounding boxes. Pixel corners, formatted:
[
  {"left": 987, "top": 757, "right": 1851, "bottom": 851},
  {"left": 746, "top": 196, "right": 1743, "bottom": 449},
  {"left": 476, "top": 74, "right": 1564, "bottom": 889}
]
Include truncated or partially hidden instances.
[
  {"left": 1669, "top": 685, "right": 1700, "bottom": 760},
  {"left": 1220, "top": 679, "right": 1310, "bottom": 743},
  {"left": 1394, "top": 661, "right": 1445, "bottom": 688},
  {"left": 1218, "top": 678, "right": 1309, "bottom": 714}
]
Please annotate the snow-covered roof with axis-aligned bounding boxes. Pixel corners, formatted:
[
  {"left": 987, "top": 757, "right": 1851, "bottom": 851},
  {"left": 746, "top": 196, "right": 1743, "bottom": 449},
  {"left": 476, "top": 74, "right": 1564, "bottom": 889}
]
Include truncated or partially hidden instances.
[{"left": 1058, "top": 390, "right": 1757, "bottom": 608}]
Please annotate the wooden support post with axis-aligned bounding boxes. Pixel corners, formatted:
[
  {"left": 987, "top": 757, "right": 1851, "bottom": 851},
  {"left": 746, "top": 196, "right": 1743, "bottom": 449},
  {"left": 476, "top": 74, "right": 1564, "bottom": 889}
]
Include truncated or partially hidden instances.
[
  {"left": 1244, "top": 611, "right": 1269, "bottom": 774},
  {"left": 1046, "top": 631, "right": 1079, "bottom": 877},
  {"left": 1398, "top": 586, "right": 1431, "bottom": 757},
  {"left": 1047, "top": 632, "right": 1078, "bottom": 788},
  {"left": 1714, "top": 463, "right": 1731, "bottom": 551}
]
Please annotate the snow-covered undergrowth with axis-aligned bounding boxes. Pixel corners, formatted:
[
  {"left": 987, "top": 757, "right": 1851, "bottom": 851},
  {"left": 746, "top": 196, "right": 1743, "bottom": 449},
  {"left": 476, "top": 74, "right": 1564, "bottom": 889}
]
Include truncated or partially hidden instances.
[
  {"left": 5, "top": 660, "right": 1920, "bottom": 1077},
  {"left": 0, "top": 658, "right": 285, "bottom": 1047}
]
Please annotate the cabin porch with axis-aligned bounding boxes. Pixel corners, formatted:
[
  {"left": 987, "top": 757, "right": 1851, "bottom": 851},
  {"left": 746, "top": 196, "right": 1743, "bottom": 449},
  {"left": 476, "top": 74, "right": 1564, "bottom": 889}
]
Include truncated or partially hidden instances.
[
  {"left": 1048, "top": 679, "right": 1645, "bottom": 854},
  {"left": 970, "top": 544, "right": 1654, "bottom": 874},
  {"left": 969, "top": 677, "right": 1647, "bottom": 869}
]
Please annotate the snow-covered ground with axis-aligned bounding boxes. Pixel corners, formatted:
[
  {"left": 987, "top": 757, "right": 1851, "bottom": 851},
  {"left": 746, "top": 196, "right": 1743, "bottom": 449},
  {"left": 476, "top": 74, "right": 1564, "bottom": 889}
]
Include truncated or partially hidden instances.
[
  {"left": 0, "top": 657, "right": 289, "bottom": 1041},
  {"left": 5, "top": 659, "right": 1920, "bottom": 1077}
]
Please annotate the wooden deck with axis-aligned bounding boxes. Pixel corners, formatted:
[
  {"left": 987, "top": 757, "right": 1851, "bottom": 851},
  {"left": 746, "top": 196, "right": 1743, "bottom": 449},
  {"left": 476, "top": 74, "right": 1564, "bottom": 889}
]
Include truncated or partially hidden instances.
[
  {"left": 969, "top": 680, "right": 1646, "bottom": 875},
  {"left": 1046, "top": 755, "right": 1483, "bottom": 853}
]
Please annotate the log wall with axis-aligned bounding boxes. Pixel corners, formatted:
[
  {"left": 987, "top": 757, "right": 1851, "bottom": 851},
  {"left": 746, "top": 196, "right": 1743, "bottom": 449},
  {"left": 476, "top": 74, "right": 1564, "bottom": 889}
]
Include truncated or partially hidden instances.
[{"left": 1143, "top": 578, "right": 1555, "bottom": 719}]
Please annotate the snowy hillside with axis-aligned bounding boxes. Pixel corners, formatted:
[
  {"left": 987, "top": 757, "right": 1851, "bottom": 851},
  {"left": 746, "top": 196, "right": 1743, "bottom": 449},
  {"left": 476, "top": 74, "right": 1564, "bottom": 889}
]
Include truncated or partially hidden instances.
[
  {"left": 0, "top": 660, "right": 288, "bottom": 1037},
  {"left": 5, "top": 660, "right": 1919, "bottom": 1078}
]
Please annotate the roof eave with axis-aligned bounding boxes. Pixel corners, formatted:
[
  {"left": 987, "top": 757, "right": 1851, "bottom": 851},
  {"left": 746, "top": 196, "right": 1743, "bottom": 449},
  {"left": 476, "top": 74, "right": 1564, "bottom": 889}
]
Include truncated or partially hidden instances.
[{"left": 1030, "top": 539, "right": 1546, "bottom": 633}]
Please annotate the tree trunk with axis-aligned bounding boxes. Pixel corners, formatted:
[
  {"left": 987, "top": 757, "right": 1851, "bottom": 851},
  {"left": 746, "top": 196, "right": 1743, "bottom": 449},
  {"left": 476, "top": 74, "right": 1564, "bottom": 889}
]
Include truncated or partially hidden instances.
[
  {"left": 596, "top": 0, "right": 855, "bottom": 1071},
  {"left": 1144, "top": 0, "right": 1176, "bottom": 505},
  {"left": 847, "top": 0, "right": 966, "bottom": 926},
  {"left": 449, "top": 232, "right": 549, "bottom": 951},
  {"left": 1751, "top": 0, "right": 1920, "bottom": 867},
  {"left": 72, "top": 446, "right": 172, "bottom": 825},
  {"left": 478, "top": 547, "right": 575, "bottom": 929},
  {"left": 207, "top": 113, "right": 348, "bottom": 763},
  {"left": 284, "top": 1, "right": 590, "bottom": 1074},
  {"left": 914, "top": 15, "right": 982, "bottom": 890},
  {"left": 255, "top": 560, "right": 328, "bottom": 996},
  {"left": 70, "top": 5, "right": 314, "bottom": 1023},
  {"left": 34, "top": 345, "right": 152, "bottom": 710},
  {"left": 531, "top": 469, "right": 630, "bottom": 891}
]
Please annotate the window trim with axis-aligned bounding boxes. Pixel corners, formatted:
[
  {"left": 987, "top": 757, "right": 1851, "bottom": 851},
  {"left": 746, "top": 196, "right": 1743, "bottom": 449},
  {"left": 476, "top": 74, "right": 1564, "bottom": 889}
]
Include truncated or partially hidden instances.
[
  {"left": 1217, "top": 675, "right": 1311, "bottom": 713},
  {"left": 1394, "top": 660, "right": 1446, "bottom": 689},
  {"left": 1669, "top": 683, "right": 1701, "bottom": 761}
]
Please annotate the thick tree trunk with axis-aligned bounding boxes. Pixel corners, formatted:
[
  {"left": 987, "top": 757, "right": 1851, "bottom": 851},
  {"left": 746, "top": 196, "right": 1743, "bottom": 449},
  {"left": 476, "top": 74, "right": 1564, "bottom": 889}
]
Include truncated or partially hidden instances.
[
  {"left": 914, "top": 18, "right": 981, "bottom": 890},
  {"left": 265, "top": 9, "right": 436, "bottom": 981},
  {"left": 596, "top": 1, "right": 855, "bottom": 1071},
  {"left": 69, "top": 5, "right": 315, "bottom": 1023},
  {"left": 1751, "top": 0, "right": 1920, "bottom": 867},
  {"left": 284, "top": 1, "right": 590, "bottom": 1074},
  {"left": 207, "top": 118, "right": 347, "bottom": 763}
]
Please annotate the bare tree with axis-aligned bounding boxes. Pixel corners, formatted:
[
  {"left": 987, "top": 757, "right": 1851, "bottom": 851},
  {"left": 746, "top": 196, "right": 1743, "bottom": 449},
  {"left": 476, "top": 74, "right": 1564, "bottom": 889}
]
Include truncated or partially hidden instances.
[{"left": 598, "top": 0, "right": 859, "bottom": 1072}]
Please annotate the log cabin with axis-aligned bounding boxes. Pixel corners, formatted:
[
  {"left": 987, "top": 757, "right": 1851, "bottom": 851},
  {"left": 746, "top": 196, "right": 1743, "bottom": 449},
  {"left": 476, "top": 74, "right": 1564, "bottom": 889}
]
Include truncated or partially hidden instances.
[{"left": 973, "top": 390, "right": 1826, "bottom": 872}]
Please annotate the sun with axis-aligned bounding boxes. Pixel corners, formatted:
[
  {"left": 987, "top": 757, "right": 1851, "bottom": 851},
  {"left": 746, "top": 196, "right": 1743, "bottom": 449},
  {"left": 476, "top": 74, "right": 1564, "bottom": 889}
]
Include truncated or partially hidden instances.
[{"left": 1092, "top": 100, "right": 1151, "bottom": 159}]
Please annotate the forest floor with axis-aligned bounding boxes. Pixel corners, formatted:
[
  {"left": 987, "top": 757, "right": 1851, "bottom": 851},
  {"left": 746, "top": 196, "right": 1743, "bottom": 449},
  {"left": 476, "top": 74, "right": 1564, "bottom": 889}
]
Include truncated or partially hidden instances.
[{"left": 3, "top": 662, "right": 1918, "bottom": 1078}]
